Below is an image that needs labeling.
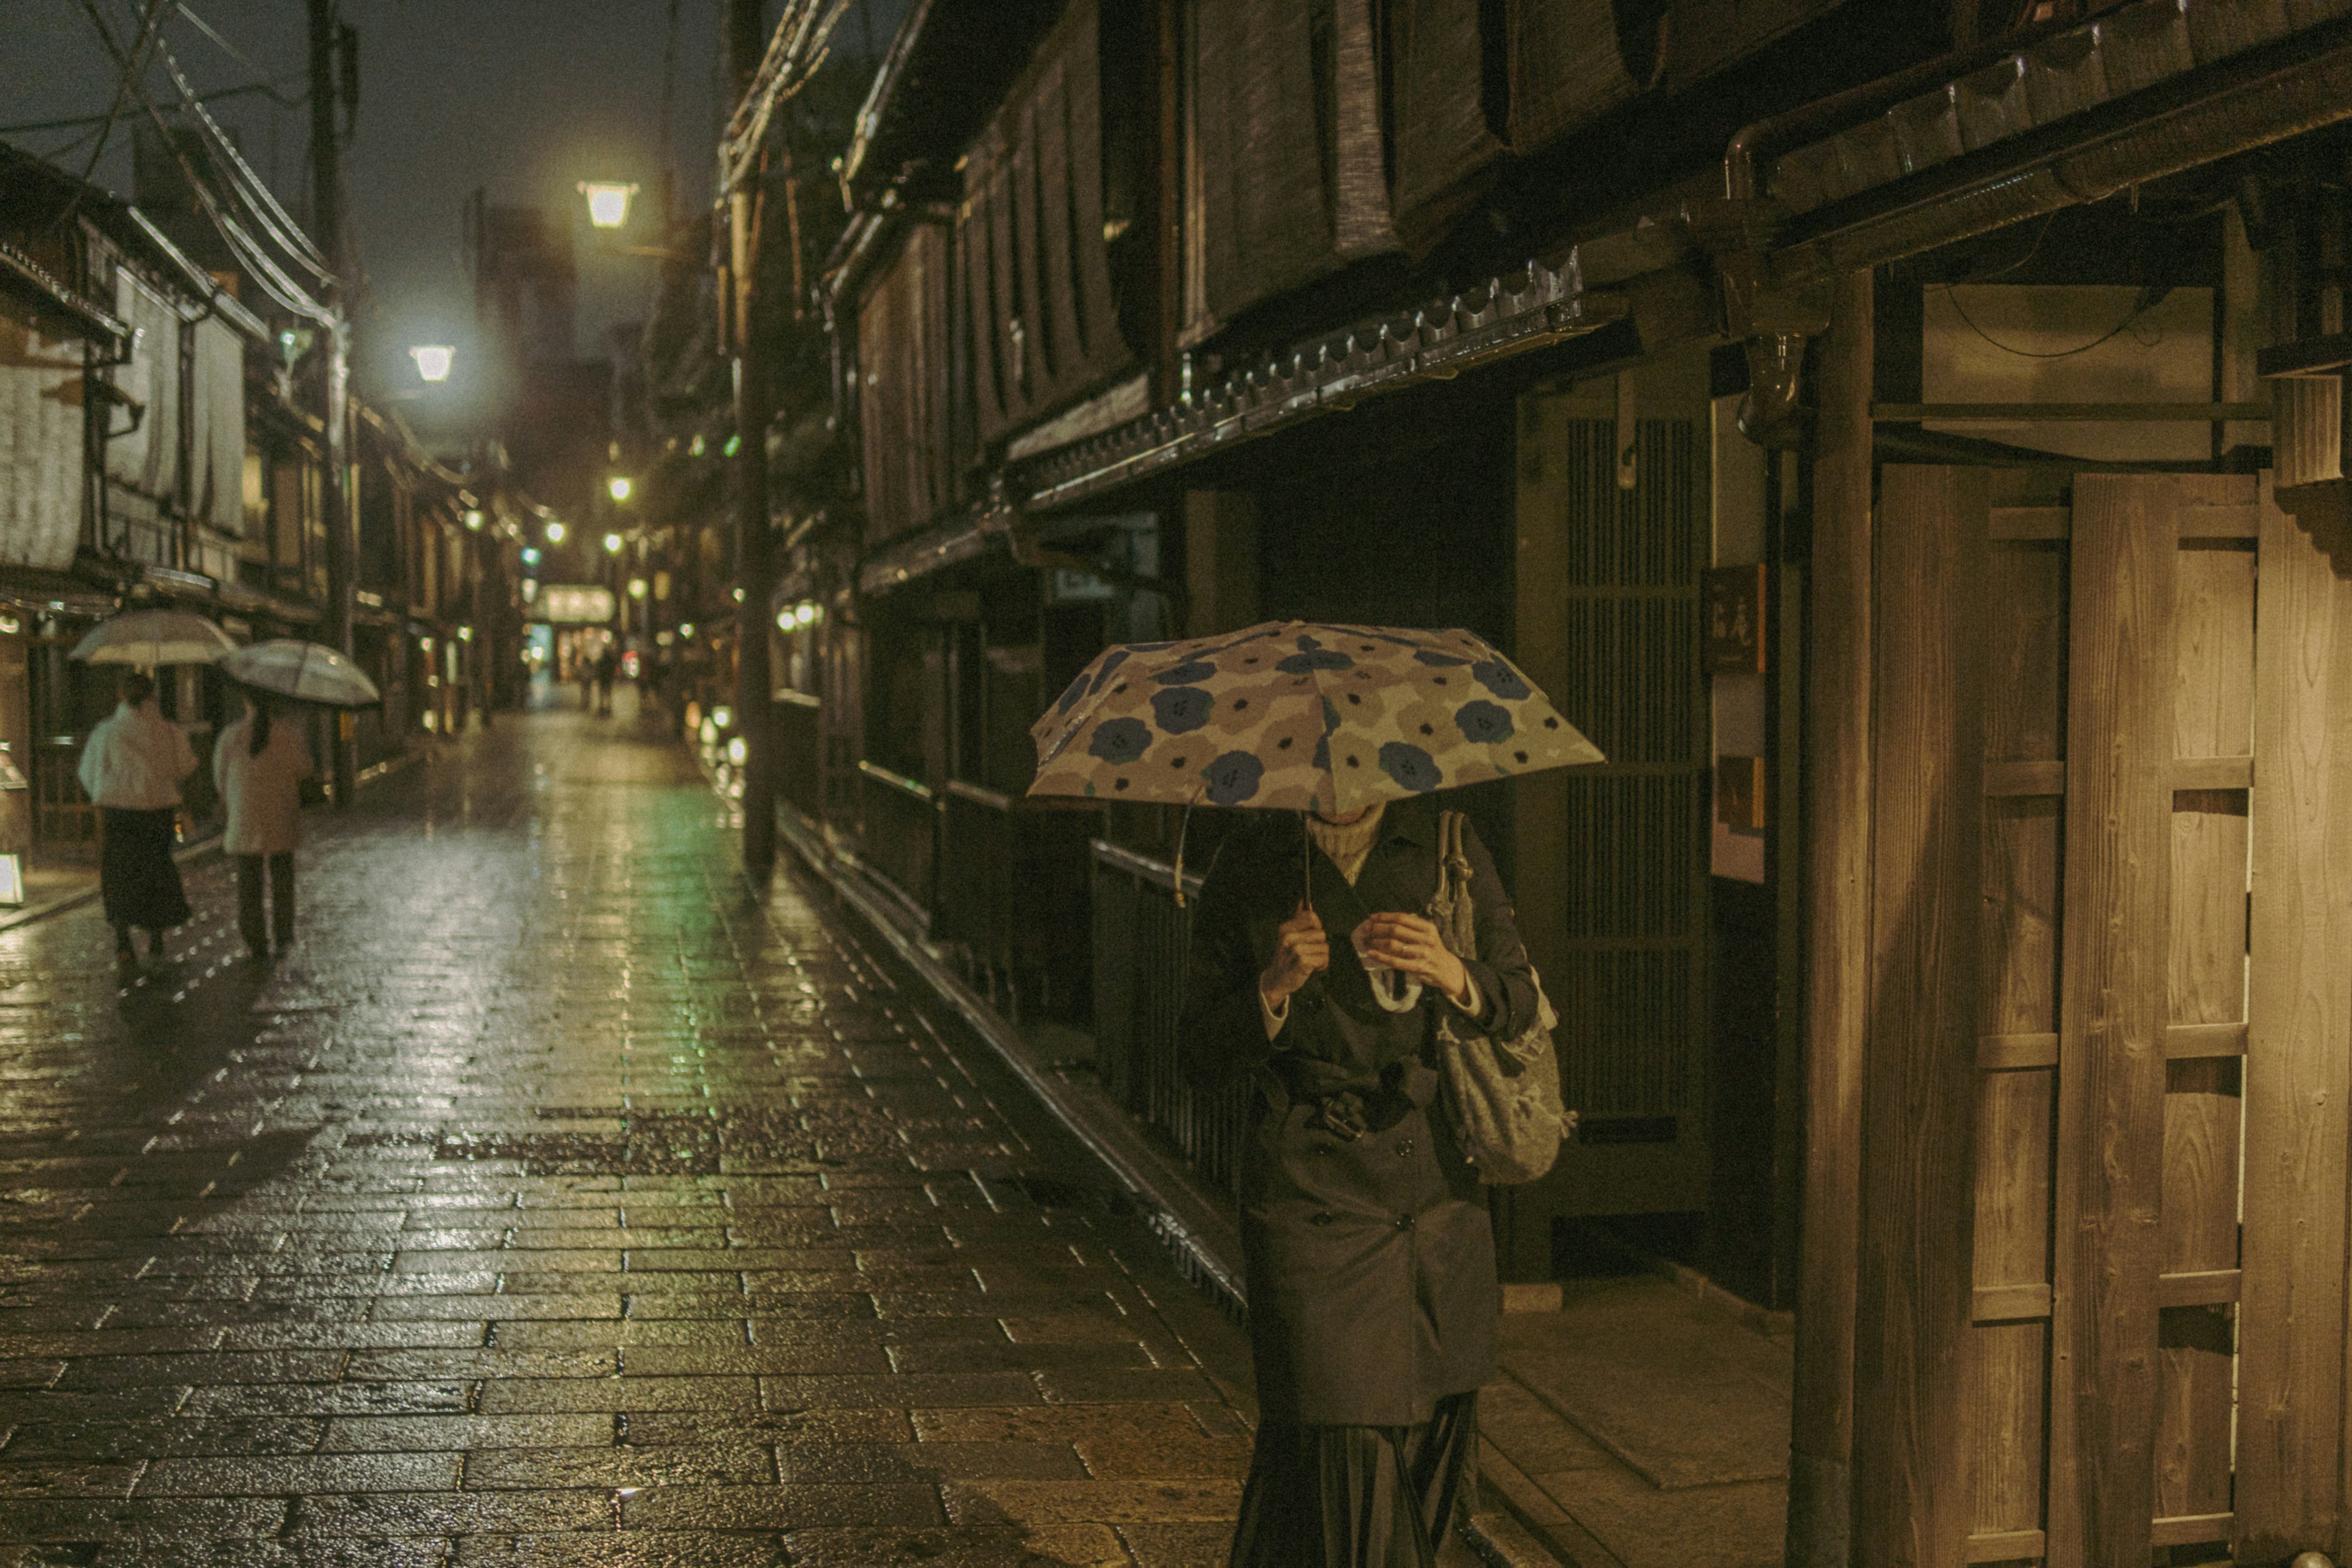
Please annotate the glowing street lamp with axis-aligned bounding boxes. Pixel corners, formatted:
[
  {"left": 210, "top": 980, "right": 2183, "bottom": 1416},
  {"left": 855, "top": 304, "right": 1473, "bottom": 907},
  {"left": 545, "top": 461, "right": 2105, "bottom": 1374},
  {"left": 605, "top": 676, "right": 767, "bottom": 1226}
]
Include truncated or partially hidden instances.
[
  {"left": 464, "top": 509, "right": 483, "bottom": 531},
  {"left": 409, "top": 344, "right": 454, "bottom": 382},
  {"left": 603, "top": 532, "right": 624, "bottom": 555},
  {"left": 578, "top": 181, "right": 639, "bottom": 230},
  {"left": 608, "top": 475, "right": 633, "bottom": 503},
  {"left": 544, "top": 521, "right": 567, "bottom": 545},
  {"left": 627, "top": 578, "right": 649, "bottom": 600}
]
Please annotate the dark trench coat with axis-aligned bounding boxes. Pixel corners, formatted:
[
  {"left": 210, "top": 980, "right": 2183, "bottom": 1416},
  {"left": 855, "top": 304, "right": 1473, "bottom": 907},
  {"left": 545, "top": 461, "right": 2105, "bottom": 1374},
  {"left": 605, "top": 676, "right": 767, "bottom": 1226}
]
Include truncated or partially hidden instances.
[{"left": 1178, "top": 798, "right": 1541, "bottom": 1427}]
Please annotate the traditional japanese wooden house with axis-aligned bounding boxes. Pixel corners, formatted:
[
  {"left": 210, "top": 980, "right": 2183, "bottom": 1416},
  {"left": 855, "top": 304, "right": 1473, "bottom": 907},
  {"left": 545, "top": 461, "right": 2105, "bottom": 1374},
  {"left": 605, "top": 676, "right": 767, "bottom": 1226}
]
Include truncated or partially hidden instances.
[{"left": 790, "top": 4, "right": 2352, "bottom": 1561}]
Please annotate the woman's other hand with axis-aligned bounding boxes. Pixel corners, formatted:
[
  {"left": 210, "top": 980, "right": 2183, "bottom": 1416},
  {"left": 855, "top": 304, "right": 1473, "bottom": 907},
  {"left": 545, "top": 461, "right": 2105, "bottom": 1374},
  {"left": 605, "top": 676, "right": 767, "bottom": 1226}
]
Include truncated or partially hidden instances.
[
  {"left": 1260, "top": 902, "right": 1330, "bottom": 1006},
  {"left": 1355, "top": 913, "right": 1472, "bottom": 1007}
]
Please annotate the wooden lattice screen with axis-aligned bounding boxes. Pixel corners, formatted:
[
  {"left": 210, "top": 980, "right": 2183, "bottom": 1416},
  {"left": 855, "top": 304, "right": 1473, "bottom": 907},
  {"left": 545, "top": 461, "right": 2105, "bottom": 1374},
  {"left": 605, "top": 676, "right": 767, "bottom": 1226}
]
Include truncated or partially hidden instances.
[
  {"left": 1512, "top": 405, "right": 1709, "bottom": 1219},
  {"left": 1861, "top": 466, "right": 2352, "bottom": 1567}
]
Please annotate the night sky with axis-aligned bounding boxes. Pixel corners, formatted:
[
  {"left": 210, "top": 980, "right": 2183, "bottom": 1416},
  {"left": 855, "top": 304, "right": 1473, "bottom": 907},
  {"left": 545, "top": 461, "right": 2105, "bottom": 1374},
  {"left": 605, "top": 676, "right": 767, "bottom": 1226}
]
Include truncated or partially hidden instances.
[{"left": 2, "top": 0, "right": 906, "bottom": 394}]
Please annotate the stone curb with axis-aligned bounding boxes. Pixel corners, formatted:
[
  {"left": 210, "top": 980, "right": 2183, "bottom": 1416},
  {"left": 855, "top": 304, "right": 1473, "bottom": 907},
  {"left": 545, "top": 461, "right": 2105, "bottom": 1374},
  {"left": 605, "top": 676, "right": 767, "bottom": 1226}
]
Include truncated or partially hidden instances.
[{"left": 771, "top": 807, "right": 1251, "bottom": 1317}]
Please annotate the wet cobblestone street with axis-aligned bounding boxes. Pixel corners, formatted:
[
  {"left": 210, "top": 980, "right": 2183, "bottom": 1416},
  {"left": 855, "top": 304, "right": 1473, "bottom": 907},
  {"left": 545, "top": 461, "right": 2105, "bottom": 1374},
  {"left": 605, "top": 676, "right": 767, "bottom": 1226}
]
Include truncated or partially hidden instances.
[{"left": 0, "top": 704, "right": 1251, "bottom": 1566}]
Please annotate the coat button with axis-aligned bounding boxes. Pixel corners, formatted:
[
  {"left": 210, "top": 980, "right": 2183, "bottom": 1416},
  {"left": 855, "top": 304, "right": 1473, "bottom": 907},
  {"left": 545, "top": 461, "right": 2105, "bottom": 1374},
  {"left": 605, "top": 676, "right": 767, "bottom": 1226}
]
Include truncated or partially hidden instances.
[
  {"left": 1311, "top": 1211, "right": 1335, "bottom": 1226},
  {"left": 1396, "top": 1213, "right": 1414, "bottom": 1231},
  {"left": 1395, "top": 1139, "right": 1414, "bottom": 1158}
]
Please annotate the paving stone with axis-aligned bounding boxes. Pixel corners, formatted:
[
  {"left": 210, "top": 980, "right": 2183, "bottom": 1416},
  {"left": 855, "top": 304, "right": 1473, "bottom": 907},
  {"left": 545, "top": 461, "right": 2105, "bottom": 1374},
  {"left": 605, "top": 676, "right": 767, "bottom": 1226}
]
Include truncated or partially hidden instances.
[
  {"left": 777, "top": 1525, "right": 1130, "bottom": 1567},
  {"left": 618, "top": 1482, "right": 943, "bottom": 1529},
  {"left": 0, "top": 710, "right": 1261, "bottom": 1561}
]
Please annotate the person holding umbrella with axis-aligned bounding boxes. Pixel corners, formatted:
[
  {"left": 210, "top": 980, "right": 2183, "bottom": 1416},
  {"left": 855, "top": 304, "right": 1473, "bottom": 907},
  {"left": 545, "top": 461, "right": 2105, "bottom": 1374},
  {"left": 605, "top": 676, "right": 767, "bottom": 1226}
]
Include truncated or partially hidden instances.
[
  {"left": 1030, "top": 622, "right": 1600, "bottom": 1567},
  {"left": 214, "top": 692, "right": 313, "bottom": 962},
  {"left": 77, "top": 669, "right": 198, "bottom": 966}
]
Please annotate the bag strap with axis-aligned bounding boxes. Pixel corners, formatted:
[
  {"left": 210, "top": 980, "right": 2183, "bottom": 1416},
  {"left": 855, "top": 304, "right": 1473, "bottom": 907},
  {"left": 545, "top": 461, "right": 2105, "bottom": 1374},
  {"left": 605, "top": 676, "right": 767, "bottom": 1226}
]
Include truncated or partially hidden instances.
[{"left": 1434, "top": 810, "right": 1479, "bottom": 961}]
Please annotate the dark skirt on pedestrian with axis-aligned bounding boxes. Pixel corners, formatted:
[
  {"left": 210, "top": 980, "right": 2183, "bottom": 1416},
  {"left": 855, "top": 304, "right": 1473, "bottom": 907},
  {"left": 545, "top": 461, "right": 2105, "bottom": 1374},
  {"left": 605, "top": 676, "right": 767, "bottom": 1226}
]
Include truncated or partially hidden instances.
[
  {"left": 99, "top": 807, "right": 191, "bottom": 932},
  {"left": 1227, "top": 1393, "right": 1480, "bottom": 1567}
]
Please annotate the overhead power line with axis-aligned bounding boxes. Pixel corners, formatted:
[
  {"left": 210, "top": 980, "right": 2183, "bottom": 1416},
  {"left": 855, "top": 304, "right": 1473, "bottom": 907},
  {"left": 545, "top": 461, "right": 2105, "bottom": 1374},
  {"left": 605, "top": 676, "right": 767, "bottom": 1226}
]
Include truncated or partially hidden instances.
[
  {"left": 72, "top": 0, "right": 333, "bottom": 323},
  {"left": 0, "top": 73, "right": 301, "bottom": 135},
  {"left": 720, "top": 0, "right": 851, "bottom": 192},
  {"left": 148, "top": 21, "right": 333, "bottom": 277}
]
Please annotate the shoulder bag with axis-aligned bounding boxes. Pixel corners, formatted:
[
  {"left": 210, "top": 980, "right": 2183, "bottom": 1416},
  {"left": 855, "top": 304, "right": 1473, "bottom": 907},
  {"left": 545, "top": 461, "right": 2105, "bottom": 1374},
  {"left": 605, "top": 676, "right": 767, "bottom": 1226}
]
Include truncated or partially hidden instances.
[{"left": 1427, "top": 809, "right": 1575, "bottom": 1184}]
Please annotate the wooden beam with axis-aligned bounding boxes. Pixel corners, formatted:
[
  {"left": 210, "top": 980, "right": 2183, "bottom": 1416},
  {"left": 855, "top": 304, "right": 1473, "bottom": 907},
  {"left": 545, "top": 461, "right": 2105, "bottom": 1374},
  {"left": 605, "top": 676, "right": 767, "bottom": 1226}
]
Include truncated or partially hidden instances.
[
  {"left": 2163, "top": 1022, "right": 2247, "bottom": 1060},
  {"left": 2047, "top": 475, "right": 2177, "bottom": 1568},
  {"left": 1873, "top": 402, "right": 2272, "bottom": 423},
  {"left": 2237, "top": 478, "right": 2352, "bottom": 1562},
  {"left": 1972, "top": 1283, "right": 2052, "bottom": 1323},
  {"left": 1963, "top": 1530, "right": 2045, "bottom": 1564},
  {"left": 1983, "top": 760, "right": 2064, "bottom": 797},
  {"left": 2155, "top": 1269, "right": 2242, "bottom": 1309},
  {"left": 1787, "top": 270, "right": 1872, "bottom": 1568},
  {"left": 1977, "top": 1032, "right": 2057, "bottom": 1071},
  {"left": 2169, "top": 756, "right": 2253, "bottom": 791},
  {"left": 2152, "top": 1513, "right": 2236, "bottom": 1548},
  {"left": 1852, "top": 464, "right": 1985, "bottom": 1568}
]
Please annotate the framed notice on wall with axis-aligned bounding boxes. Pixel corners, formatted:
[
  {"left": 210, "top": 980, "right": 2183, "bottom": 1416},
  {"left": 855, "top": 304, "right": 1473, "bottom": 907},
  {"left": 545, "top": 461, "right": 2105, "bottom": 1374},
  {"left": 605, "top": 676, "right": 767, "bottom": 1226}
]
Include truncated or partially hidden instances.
[{"left": 1703, "top": 564, "right": 1768, "bottom": 674}]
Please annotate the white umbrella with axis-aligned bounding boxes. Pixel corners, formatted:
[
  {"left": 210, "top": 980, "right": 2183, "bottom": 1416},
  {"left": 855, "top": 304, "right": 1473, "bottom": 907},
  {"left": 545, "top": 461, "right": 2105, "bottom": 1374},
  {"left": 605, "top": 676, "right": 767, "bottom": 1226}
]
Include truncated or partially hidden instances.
[
  {"left": 220, "top": 639, "right": 382, "bottom": 709},
  {"left": 69, "top": 609, "right": 235, "bottom": 667}
]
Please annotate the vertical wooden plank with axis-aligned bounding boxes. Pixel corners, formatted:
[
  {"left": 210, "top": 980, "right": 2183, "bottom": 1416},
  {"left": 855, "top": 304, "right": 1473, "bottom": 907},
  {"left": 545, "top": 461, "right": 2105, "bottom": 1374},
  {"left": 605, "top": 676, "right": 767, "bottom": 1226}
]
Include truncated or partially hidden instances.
[
  {"left": 1973, "top": 526, "right": 2065, "bottom": 1541},
  {"left": 1853, "top": 464, "right": 1985, "bottom": 1568},
  {"left": 2239, "top": 479, "right": 2352, "bottom": 1562},
  {"left": 2158, "top": 510, "right": 2255, "bottom": 1526},
  {"left": 2048, "top": 473, "right": 2174, "bottom": 1568},
  {"left": 1788, "top": 270, "right": 1872, "bottom": 1568}
]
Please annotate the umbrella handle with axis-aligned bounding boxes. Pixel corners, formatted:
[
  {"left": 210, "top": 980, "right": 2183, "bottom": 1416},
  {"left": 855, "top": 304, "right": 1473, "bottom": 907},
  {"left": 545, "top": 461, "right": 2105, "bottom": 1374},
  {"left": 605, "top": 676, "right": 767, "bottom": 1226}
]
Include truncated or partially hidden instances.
[
  {"left": 1173, "top": 798, "right": 1194, "bottom": 910},
  {"left": 1302, "top": 809, "right": 1311, "bottom": 910}
]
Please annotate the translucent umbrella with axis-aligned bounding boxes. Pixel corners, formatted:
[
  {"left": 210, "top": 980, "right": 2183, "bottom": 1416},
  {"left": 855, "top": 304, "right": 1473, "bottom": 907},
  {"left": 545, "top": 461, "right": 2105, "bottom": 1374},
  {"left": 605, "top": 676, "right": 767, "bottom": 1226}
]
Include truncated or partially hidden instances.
[
  {"left": 219, "top": 640, "right": 381, "bottom": 709},
  {"left": 68, "top": 609, "right": 235, "bottom": 667}
]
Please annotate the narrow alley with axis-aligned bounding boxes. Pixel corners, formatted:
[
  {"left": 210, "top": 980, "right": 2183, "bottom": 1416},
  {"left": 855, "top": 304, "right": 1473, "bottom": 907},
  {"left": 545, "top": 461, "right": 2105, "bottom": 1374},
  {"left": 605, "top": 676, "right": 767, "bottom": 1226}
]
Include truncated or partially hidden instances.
[{"left": 0, "top": 703, "right": 1253, "bottom": 1565}]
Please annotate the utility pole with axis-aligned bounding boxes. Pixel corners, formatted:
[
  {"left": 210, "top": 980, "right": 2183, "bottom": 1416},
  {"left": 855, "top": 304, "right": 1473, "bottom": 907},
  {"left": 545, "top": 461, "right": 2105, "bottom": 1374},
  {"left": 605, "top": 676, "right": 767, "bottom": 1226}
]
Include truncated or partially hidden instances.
[
  {"left": 726, "top": 0, "right": 777, "bottom": 883},
  {"left": 307, "top": 0, "right": 356, "bottom": 806}
]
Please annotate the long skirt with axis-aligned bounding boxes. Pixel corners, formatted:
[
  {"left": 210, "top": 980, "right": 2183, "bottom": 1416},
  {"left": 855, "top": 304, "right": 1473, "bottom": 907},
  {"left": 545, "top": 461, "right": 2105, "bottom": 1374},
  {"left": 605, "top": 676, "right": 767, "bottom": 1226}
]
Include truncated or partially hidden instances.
[
  {"left": 99, "top": 807, "right": 191, "bottom": 932},
  {"left": 1227, "top": 1392, "right": 1478, "bottom": 1567}
]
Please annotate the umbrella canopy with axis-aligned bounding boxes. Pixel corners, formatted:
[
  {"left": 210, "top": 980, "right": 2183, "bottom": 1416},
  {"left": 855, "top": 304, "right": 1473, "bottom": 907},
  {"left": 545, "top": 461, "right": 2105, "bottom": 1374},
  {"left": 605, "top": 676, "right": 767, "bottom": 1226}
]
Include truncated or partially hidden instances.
[
  {"left": 1028, "top": 621, "right": 1604, "bottom": 814},
  {"left": 220, "top": 639, "right": 381, "bottom": 709},
  {"left": 69, "top": 609, "right": 235, "bottom": 667}
]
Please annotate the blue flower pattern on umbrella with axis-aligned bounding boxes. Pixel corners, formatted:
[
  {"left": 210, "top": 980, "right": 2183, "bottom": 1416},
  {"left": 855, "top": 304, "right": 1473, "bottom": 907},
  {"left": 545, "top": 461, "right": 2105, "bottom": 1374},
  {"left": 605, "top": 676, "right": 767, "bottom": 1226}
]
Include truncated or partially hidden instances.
[
  {"left": 1379, "top": 742, "right": 1442, "bottom": 793},
  {"left": 1202, "top": 752, "right": 1264, "bottom": 805},
  {"left": 1088, "top": 648, "right": 1132, "bottom": 694},
  {"left": 1088, "top": 718, "right": 1152, "bottom": 764},
  {"left": 1027, "top": 620, "right": 1602, "bottom": 812},
  {"left": 1151, "top": 687, "right": 1215, "bottom": 734},
  {"left": 1471, "top": 660, "right": 1531, "bottom": 701},
  {"left": 1278, "top": 647, "right": 1355, "bottom": 674},
  {"left": 1455, "top": 700, "right": 1514, "bottom": 744}
]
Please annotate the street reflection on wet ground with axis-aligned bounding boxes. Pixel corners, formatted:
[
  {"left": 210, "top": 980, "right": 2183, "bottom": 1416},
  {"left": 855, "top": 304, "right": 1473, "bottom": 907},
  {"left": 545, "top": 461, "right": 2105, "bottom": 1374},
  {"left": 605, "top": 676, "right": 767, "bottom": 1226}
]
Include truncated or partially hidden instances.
[{"left": 0, "top": 703, "right": 1248, "bottom": 1566}]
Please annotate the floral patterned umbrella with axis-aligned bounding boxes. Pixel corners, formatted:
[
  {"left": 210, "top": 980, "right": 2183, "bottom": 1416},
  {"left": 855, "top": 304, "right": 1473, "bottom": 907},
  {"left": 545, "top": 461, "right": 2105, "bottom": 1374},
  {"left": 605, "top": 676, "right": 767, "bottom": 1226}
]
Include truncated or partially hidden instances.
[{"left": 1028, "top": 621, "right": 1603, "bottom": 814}]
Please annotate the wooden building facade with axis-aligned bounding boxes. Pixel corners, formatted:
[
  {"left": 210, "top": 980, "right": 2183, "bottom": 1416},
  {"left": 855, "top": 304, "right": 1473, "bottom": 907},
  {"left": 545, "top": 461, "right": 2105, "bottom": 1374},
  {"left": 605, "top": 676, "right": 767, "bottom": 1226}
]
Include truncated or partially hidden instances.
[{"left": 762, "top": 4, "right": 2352, "bottom": 1562}]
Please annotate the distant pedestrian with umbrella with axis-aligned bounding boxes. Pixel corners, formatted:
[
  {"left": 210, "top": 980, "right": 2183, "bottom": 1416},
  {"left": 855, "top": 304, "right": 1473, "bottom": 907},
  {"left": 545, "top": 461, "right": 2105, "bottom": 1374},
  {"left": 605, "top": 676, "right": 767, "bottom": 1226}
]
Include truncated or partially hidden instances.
[
  {"left": 214, "top": 692, "right": 313, "bottom": 962},
  {"left": 1031, "top": 622, "right": 1599, "bottom": 1567},
  {"left": 77, "top": 669, "right": 198, "bottom": 966},
  {"left": 67, "top": 610, "right": 235, "bottom": 968}
]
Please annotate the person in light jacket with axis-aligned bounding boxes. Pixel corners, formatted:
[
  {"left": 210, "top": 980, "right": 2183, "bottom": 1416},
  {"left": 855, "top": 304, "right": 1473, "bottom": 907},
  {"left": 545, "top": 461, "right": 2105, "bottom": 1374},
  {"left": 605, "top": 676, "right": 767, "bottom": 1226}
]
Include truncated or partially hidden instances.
[
  {"left": 77, "top": 669, "right": 198, "bottom": 965},
  {"left": 1180, "top": 795, "right": 1542, "bottom": 1567},
  {"left": 214, "top": 693, "right": 312, "bottom": 960}
]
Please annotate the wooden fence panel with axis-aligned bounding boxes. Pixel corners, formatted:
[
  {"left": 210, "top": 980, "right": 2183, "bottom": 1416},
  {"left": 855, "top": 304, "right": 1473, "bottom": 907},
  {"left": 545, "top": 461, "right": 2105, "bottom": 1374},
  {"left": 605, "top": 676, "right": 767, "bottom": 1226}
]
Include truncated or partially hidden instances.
[
  {"left": 1831, "top": 466, "right": 2352, "bottom": 1562},
  {"left": 1970, "top": 517, "right": 2066, "bottom": 1550},
  {"left": 1854, "top": 466, "right": 1986, "bottom": 1568},
  {"left": 2156, "top": 503, "right": 2256, "bottom": 1537},
  {"left": 2238, "top": 483, "right": 2352, "bottom": 1564}
]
